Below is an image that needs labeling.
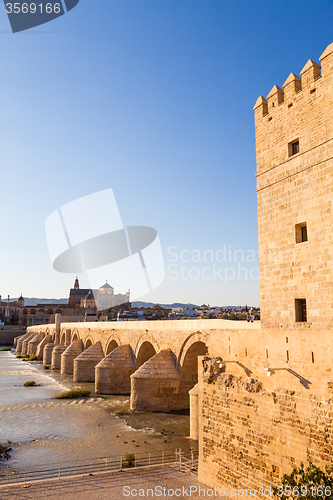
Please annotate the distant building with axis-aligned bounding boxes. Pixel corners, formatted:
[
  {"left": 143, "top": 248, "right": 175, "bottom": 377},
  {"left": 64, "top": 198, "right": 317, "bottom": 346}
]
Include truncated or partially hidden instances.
[{"left": 1, "top": 278, "right": 131, "bottom": 326}]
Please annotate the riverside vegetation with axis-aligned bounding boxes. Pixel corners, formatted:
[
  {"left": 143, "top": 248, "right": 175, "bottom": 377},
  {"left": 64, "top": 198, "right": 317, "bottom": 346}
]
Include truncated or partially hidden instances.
[{"left": 55, "top": 389, "right": 91, "bottom": 399}]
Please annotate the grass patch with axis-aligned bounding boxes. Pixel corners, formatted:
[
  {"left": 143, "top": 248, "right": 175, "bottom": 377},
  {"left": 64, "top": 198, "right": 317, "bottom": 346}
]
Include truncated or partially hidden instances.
[
  {"left": 115, "top": 408, "right": 127, "bottom": 415},
  {"left": 23, "top": 381, "right": 36, "bottom": 387},
  {"left": 0, "top": 347, "right": 11, "bottom": 352},
  {"left": 55, "top": 389, "right": 91, "bottom": 399},
  {"left": 43, "top": 365, "right": 50, "bottom": 370},
  {"left": 22, "top": 354, "right": 38, "bottom": 361},
  {"left": 122, "top": 453, "right": 135, "bottom": 467}
]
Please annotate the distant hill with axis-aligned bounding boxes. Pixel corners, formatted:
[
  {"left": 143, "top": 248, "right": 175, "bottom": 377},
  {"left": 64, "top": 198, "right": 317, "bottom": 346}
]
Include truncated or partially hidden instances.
[
  {"left": 10, "top": 298, "right": 68, "bottom": 306},
  {"left": 132, "top": 301, "right": 199, "bottom": 309}
]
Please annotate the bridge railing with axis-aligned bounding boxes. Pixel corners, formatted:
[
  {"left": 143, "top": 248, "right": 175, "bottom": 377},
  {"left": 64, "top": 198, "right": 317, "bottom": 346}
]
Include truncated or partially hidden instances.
[{"left": 0, "top": 447, "right": 198, "bottom": 485}]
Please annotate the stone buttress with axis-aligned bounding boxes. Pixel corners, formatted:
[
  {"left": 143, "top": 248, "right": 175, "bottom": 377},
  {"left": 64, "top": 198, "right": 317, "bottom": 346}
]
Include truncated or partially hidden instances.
[
  {"left": 95, "top": 344, "right": 135, "bottom": 394},
  {"left": 73, "top": 341, "right": 104, "bottom": 382}
]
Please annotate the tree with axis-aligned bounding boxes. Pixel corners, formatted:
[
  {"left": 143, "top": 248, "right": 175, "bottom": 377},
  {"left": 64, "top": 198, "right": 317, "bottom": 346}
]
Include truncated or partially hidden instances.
[{"left": 273, "top": 462, "right": 333, "bottom": 500}]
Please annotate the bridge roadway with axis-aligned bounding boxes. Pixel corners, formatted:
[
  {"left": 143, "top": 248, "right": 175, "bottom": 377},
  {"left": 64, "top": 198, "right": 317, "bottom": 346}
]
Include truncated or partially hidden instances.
[{"left": 16, "top": 318, "right": 259, "bottom": 412}]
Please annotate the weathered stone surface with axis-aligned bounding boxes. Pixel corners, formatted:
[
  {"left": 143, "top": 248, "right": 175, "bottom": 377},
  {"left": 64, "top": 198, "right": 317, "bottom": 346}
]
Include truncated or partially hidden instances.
[
  {"left": 74, "top": 341, "right": 104, "bottom": 382},
  {"left": 61, "top": 339, "right": 84, "bottom": 375},
  {"left": 130, "top": 349, "right": 181, "bottom": 412},
  {"left": 95, "top": 344, "right": 135, "bottom": 394},
  {"left": 51, "top": 345, "right": 67, "bottom": 370},
  {"left": 43, "top": 343, "right": 55, "bottom": 365},
  {"left": 36, "top": 335, "right": 52, "bottom": 361},
  {"left": 189, "top": 383, "right": 199, "bottom": 440},
  {"left": 21, "top": 333, "right": 36, "bottom": 356},
  {"left": 27, "top": 332, "right": 45, "bottom": 356},
  {"left": 254, "top": 41, "right": 333, "bottom": 330},
  {"left": 16, "top": 332, "right": 32, "bottom": 353},
  {"left": 198, "top": 355, "right": 333, "bottom": 493}
]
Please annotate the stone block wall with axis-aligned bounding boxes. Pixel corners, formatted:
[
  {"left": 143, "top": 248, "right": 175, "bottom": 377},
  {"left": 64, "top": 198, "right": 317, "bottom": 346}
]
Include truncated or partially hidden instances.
[{"left": 198, "top": 356, "right": 333, "bottom": 493}]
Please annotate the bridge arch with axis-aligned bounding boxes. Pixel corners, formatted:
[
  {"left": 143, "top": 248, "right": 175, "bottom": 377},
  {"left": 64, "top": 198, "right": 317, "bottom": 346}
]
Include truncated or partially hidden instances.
[
  {"left": 105, "top": 333, "right": 121, "bottom": 355},
  {"left": 60, "top": 328, "right": 67, "bottom": 345},
  {"left": 177, "top": 331, "right": 208, "bottom": 408},
  {"left": 84, "top": 337, "right": 93, "bottom": 350},
  {"left": 135, "top": 333, "right": 160, "bottom": 368},
  {"left": 177, "top": 331, "right": 208, "bottom": 372},
  {"left": 71, "top": 329, "right": 80, "bottom": 342}
]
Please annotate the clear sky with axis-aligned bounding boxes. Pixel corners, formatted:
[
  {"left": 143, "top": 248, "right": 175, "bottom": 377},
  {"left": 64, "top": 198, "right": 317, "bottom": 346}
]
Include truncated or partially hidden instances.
[{"left": 1, "top": 0, "right": 333, "bottom": 306}]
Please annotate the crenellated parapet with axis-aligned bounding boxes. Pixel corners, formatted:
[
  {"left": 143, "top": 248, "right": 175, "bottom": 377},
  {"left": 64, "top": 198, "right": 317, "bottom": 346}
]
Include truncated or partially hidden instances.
[
  {"left": 254, "top": 43, "right": 333, "bottom": 121},
  {"left": 254, "top": 43, "right": 333, "bottom": 180}
]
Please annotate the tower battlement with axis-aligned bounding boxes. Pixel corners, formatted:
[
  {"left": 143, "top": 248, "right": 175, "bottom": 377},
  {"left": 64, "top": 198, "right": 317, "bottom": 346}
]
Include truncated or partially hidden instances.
[{"left": 254, "top": 42, "right": 333, "bottom": 176}]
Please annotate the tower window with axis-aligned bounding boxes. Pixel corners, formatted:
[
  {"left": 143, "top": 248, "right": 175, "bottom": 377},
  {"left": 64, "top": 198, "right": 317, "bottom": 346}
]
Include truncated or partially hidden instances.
[
  {"left": 289, "top": 139, "right": 300, "bottom": 157},
  {"left": 295, "top": 222, "right": 308, "bottom": 243},
  {"left": 295, "top": 299, "right": 307, "bottom": 322}
]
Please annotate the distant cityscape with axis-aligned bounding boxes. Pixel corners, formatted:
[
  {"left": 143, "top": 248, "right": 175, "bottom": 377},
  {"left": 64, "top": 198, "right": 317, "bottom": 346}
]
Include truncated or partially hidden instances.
[{"left": 0, "top": 278, "right": 260, "bottom": 326}]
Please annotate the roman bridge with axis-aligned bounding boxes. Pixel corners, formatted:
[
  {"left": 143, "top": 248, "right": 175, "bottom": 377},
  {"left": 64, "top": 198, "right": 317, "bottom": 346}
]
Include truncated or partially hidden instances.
[{"left": 16, "top": 318, "right": 259, "bottom": 413}]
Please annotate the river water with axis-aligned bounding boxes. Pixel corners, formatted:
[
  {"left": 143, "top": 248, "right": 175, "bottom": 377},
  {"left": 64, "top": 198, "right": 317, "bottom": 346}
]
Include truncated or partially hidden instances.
[{"left": 0, "top": 349, "right": 194, "bottom": 472}]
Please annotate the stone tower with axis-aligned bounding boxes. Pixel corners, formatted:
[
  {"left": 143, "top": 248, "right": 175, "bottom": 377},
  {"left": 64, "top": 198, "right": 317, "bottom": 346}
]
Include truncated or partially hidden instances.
[{"left": 254, "top": 42, "right": 333, "bottom": 329}]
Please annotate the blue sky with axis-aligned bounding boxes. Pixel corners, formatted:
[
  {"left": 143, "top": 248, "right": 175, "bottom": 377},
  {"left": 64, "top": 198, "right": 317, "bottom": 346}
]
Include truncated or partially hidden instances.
[{"left": 1, "top": 0, "right": 333, "bottom": 306}]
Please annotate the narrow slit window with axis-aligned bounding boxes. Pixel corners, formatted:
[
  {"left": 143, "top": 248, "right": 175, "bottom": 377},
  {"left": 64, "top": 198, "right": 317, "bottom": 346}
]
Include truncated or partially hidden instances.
[
  {"left": 295, "top": 222, "right": 308, "bottom": 243},
  {"left": 286, "top": 350, "right": 289, "bottom": 362},
  {"left": 288, "top": 139, "right": 300, "bottom": 157},
  {"left": 311, "top": 352, "right": 315, "bottom": 363},
  {"left": 266, "top": 349, "right": 268, "bottom": 358},
  {"left": 295, "top": 298, "right": 307, "bottom": 322}
]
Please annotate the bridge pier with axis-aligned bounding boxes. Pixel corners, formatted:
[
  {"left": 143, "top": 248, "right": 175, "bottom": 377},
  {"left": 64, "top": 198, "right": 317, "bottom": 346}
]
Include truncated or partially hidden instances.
[
  {"left": 27, "top": 332, "right": 44, "bottom": 356},
  {"left": 43, "top": 343, "right": 55, "bottom": 365},
  {"left": 95, "top": 345, "right": 135, "bottom": 394},
  {"left": 16, "top": 332, "right": 31, "bottom": 353},
  {"left": 189, "top": 384, "right": 199, "bottom": 440},
  {"left": 130, "top": 349, "right": 181, "bottom": 412},
  {"left": 36, "top": 335, "right": 52, "bottom": 361},
  {"left": 61, "top": 339, "right": 84, "bottom": 375},
  {"left": 21, "top": 334, "right": 36, "bottom": 356},
  {"left": 51, "top": 345, "right": 67, "bottom": 370},
  {"left": 73, "top": 341, "right": 104, "bottom": 382}
]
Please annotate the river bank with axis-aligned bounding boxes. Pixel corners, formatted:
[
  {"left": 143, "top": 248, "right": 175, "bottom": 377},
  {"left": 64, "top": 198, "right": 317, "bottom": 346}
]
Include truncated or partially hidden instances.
[{"left": 0, "top": 350, "right": 195, "bottom": 473}]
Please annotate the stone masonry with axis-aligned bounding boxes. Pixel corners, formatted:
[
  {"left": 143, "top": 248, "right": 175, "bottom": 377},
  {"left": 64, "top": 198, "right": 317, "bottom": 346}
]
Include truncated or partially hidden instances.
[{"left": 196, "top": 41, "right": 333, "bottom": 494}]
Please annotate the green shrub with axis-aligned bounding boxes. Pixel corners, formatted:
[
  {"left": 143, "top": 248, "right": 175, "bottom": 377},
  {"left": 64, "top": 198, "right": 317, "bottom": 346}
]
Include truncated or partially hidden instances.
[
  {"left": 55, "top": 389, "right": 91, "bottom": 399},
  {"left": 23, "top": 381, "right": 36, "bottom": 387},
  {"left": 122, "top": 453, "right": 135, "bottom": 467},
  {"left": 43, "top": 365, "right": 50, "bottom": 370},
  {"left": 273, "top": 462, "right": 333, "bottom": 500},
  {"left": 28, "top": 354, "right": 38, "bottom": 361},
  {"left": 115, "top": 408, "right": 127, "bottom": 415},
  {"left": 16, "top": 355, "right": 22, "bottom": 358},
  {"left": 0, "top": 347, "right": 11, "bottom": 351}
]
